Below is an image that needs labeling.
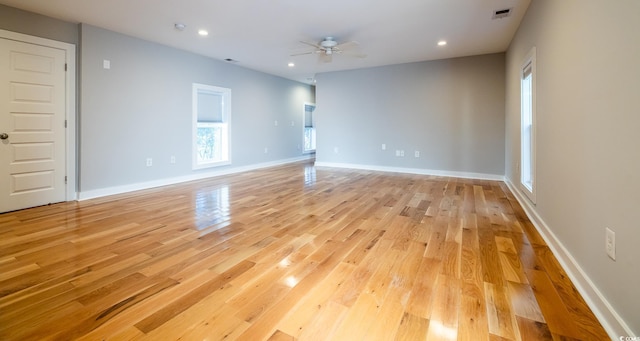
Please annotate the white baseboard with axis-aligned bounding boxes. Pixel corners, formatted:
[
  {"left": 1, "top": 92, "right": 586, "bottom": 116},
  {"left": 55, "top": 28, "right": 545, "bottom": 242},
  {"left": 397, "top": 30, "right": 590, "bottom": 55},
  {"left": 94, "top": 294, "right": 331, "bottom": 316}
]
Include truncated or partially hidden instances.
[
  {"left": 78, "top": 155, "right": 313, "bottom": 200},
  {"left": 314, "top": 161, "right": 505, "bottom": 181},
  {"left": 504, "top": 178, "right": 633, "bottom": 339}
]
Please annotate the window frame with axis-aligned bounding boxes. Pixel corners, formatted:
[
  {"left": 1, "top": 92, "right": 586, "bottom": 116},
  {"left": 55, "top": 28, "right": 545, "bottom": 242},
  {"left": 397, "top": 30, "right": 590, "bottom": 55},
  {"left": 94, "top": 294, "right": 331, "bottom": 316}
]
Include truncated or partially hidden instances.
[
  {"left": 192, "top": 83, "right": 231, "bottom": 170},
  {"left": 520, "top": 47, "right": 536, "bottom": 203}
]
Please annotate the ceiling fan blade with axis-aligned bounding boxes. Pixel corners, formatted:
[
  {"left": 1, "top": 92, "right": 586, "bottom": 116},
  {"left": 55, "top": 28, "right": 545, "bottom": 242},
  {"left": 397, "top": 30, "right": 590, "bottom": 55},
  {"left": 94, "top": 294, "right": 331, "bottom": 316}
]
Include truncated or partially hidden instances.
[
  {"left": 334, "top": 41, "right": 359, "bottom": 50},
  {"left": 300, "top": 40, "right": 322, "bottom": 49},
  {"left": 290, "top": 51, "right": 315, "bottom": 57}
]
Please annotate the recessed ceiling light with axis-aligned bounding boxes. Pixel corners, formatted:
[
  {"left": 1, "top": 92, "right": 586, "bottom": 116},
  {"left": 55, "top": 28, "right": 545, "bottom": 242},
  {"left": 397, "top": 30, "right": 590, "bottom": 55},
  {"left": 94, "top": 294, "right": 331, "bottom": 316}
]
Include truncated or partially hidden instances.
[
  {"left": 174, "top": 23, "right": 186, "bottom": 31},
  {"left": 438, "top": 40, "right": 447, "bottom": 46},
  {"left": 198, "top": 29, "right": 209, "bottom": 36},
  {"left": 288, "top": 62, "right": 295, "bottom": 67}
]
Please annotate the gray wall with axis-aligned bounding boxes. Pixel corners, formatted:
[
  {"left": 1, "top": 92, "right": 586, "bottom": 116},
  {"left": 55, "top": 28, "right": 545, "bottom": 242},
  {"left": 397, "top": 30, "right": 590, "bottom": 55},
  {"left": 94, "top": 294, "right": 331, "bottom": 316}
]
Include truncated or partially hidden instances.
[
  {"left": 1, "top": 4, "right": 314, "bottom": 194},
  {"left": 315, "top": 54, "right": 505, "bottom": 176},
  {"left": 505, "top": 0, "right": 640, "bottom": 333},
  {"left": 0, "top": 4, "right": 78, "bottom": 45},
  {"left": 79, "top": 24, "right": 314, "bottom": 192}
]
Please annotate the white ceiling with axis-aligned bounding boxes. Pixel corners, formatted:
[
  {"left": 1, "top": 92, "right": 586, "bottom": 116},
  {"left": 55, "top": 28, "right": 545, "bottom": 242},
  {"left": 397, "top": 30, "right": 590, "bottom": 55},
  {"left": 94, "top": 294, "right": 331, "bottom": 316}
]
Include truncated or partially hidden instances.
[{"left": 1, "top": 0, "right": 530, "bottom": 84}]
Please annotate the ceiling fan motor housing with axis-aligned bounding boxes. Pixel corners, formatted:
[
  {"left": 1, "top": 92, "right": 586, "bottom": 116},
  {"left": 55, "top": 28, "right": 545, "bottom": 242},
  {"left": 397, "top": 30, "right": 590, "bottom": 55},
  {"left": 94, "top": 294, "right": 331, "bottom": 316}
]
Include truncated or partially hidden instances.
[
  {"left": 320, "top": 37, "right": 337, "bottom": 54},
  {"left": 321, "top": 37, "right": 338, "bottom": 48}
]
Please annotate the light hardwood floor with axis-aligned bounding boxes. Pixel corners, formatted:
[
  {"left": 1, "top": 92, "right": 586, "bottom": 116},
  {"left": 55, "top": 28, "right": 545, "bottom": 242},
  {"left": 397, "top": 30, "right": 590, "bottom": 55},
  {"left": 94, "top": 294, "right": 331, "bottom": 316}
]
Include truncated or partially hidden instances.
[{"left": 0, "top": 161, "right": 608, "bottom": 340}]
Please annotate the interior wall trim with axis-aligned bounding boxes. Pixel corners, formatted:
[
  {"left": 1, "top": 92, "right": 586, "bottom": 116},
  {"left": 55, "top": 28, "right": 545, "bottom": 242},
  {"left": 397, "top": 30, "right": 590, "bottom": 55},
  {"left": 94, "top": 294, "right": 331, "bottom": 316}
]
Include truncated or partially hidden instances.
[
  {"left": 78, "top": 155, "right": 314, "bottom": 201},
  {"left": 504, "top": 178, "right": 632, "bottom": 339},
  {"left": 0, "top": 29, "right": 77, "bottom": 201},
  {"left": 314, "top": 162, "right": 504, "bottom": 181}
]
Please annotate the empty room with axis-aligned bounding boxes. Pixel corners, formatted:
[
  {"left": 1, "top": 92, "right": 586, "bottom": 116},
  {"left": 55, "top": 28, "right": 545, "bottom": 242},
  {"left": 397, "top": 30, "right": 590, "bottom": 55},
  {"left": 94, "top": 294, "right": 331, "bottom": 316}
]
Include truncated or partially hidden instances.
[{"left": 0, "top": 0, "right": 638, "bottom": 340}]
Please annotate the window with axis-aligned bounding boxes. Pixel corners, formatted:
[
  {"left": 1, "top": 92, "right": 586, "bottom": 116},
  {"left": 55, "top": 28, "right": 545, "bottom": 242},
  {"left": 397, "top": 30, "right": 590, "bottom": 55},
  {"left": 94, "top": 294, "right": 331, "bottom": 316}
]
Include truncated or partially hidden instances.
[
  {"left": 520, "top": 47, "right": 536, "bottom": 203},
  {"left": 303, "top": 103, "right": 316, "bottom": 153},
  {"left": 193, "top": 84, "right": 231, "bottom": 169}
]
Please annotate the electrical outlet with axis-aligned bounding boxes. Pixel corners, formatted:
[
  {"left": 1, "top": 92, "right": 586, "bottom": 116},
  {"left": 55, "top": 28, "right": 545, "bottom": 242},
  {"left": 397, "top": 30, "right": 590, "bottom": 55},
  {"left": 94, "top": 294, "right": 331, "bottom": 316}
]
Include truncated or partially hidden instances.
[
  {"left": 382, "top": 144, "right": 386, "bottom": 150},
  {"left": 414, "top": 151, "right": 420, "bottom": 158},
  {"left": 264, "top": 147, "right": 269, "bottom": 154},
  {"left": 274, "top": 120, "right": 278, "bottom": 126},
  {"left": 170, "top": 156, "right": 176, "bottom": 164},
  {"left": 606, "top": 227, "right": 616, "bottom": 260},
  {"left": 400, "top": 150, "right": 405, "bottom": 157},
  {"left": 146, "top": 158, "right": 152, "bottom": 167},
  {"left": 334, "top": 147, "right": 339, "bottom": 154}
]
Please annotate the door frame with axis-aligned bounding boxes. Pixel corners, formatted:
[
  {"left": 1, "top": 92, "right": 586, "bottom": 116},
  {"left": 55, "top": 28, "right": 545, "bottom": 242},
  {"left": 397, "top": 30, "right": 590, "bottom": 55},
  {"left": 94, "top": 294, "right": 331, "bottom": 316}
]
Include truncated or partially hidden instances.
[{"left": 0, "top": 29, "right": 77, "bottom": 202}]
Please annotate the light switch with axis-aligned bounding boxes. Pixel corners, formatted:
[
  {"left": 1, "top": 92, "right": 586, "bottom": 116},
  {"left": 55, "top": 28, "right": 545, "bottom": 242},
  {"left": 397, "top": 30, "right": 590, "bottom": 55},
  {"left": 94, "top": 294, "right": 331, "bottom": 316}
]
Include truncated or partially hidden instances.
[{"left": 103, "top": 60, "right": 111, "bottom": 69}]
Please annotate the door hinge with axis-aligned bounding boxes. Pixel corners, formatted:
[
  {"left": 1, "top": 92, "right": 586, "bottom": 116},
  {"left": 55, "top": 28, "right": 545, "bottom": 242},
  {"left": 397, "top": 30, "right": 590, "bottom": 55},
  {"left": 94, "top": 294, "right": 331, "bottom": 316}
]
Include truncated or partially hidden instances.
[
  {"left": 65, "top": 176, "right": 68, "bottom": 184},
  {"left": 64, "top": 120, "right": 67, "bottom": 128},
  {"left": 65, "top": 63, "right": 68, "bottom": 71}
]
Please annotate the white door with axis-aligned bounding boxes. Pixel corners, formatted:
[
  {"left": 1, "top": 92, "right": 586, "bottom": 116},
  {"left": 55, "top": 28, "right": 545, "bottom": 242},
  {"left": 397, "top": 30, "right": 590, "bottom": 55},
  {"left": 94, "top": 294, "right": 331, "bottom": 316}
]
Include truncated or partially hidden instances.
[{"left": 0, "top": 37, "right": 67, "bottom": 213}]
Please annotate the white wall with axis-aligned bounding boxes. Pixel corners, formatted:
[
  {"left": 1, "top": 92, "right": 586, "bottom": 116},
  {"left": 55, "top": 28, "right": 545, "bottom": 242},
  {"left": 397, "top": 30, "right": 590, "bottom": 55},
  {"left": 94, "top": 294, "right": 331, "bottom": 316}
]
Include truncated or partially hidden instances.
[
  {"left": 505, "top": 0, "right": 640, "bottom": 335},
  {"left": 315, "top": 53, "right": 505, "bottom": 178}
]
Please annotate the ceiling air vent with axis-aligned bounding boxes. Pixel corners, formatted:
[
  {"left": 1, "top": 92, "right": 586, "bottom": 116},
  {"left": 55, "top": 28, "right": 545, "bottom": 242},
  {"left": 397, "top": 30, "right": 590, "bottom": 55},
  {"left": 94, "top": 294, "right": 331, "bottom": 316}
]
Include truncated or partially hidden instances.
[
  {"left": 224, "top": 58, "right": 239, "bottom": 63},
  {"left": 492, "top": 8, "right": 512, "bottom": 19}
]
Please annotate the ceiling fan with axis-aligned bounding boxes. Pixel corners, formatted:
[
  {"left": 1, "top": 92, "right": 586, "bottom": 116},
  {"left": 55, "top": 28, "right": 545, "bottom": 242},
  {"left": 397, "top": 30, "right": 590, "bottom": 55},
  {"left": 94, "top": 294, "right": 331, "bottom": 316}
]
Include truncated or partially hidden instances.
[{"left": 291, "top": 37, "right": 365, "bottom": 63}]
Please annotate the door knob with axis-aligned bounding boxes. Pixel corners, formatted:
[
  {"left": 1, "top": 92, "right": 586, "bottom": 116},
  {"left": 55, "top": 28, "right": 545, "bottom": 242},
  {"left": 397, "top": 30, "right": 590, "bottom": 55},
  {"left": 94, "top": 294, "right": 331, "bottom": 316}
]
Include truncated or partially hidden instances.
[{"left": 0, "top": 133, "right": 8, "bottom": 140}]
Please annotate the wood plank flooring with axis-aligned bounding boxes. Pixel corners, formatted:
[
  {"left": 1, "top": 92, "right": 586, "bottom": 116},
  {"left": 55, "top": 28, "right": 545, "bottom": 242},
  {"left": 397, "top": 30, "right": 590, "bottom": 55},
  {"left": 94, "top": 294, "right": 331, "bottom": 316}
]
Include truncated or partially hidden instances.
[{"left": 0, "top": 161, "right": 609, "bottom": 340}]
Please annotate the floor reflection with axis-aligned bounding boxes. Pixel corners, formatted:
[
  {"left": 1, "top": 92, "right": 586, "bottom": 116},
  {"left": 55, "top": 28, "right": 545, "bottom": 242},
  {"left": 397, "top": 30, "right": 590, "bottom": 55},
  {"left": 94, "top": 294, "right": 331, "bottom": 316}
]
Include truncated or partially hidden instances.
[
  {"left": 194, "top": 185, "right": 230, "bottom": 230},
  {"left": 304, "top": 164, "right": 316, "bottom": 187}
]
